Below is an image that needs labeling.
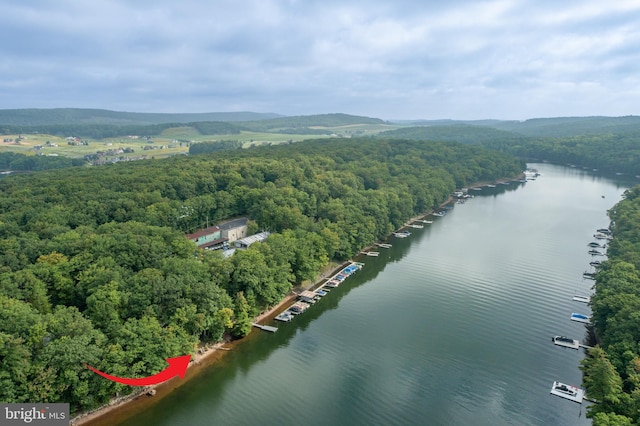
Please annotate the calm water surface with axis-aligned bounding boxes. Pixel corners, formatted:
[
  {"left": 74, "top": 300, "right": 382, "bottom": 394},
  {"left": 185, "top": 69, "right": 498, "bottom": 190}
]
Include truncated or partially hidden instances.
[{"left": 119, "top": 164, "right": 633, "bottom": 426}]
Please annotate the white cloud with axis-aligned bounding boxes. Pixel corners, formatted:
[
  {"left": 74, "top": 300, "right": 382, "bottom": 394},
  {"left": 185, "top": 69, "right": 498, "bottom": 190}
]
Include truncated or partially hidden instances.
[{"left": 0, "top": 0, "right": 639, "bottom": 119}]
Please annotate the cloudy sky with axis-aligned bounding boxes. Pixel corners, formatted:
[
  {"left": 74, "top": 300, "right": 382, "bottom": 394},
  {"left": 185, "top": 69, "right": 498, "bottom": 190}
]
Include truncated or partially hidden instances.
[{"left": 2, "top": 0, "right": 640, "bottom": 120}]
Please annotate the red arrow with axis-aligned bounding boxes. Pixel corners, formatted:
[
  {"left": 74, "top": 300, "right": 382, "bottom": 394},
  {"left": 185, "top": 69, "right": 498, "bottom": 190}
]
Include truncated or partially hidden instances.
[{"left": 86, "top": 355, "right": 191, "bottom": 386}]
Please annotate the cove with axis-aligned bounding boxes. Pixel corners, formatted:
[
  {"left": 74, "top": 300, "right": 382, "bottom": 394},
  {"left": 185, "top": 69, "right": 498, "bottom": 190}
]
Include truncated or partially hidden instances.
[{"left": 110, "top": 163, "right": 633, "bottom": 426}]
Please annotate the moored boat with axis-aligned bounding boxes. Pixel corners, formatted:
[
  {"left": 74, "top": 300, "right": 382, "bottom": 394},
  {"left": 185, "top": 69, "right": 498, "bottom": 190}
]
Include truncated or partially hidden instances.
[
  {"left": 552, "top": 336, "right": 580, "bottom": 349},
  {"left": 570, "top": 312, "right": 590, "bottom": 323},
  {"left": 550, "top": 381, "right": 585, "bottom": 403}
]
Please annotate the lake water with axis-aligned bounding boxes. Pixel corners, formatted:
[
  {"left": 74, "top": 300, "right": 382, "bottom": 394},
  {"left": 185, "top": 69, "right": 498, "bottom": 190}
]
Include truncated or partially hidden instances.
[{"left": 116, "top": 163, "right": 633, "bottom": 426}]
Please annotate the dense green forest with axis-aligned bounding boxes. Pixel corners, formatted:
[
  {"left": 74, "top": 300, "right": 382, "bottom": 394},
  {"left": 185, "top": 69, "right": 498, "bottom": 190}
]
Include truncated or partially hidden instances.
[
  {"left": 581, "top": 186, "right": 640, "bottom": 425},
  {"left": 377, "top": 125, "right": 640, "bottom": 176},
  {"left": 0, "top": 137, "right": 523, "bottom": 413},
  {"left": 0, "top": 152, "right": 85, "bottom": 171}
]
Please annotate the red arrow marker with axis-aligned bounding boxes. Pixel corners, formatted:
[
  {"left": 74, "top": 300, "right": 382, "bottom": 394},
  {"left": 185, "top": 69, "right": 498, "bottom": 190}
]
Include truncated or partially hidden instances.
[{"left": 86, "top": 355, "right": 191, "bottom": 386}]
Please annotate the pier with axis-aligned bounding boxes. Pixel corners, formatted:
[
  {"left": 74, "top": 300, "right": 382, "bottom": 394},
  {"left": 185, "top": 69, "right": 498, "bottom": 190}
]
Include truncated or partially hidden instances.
[{"left": 252, "top": 323, "right": 278, "bottom": 333}]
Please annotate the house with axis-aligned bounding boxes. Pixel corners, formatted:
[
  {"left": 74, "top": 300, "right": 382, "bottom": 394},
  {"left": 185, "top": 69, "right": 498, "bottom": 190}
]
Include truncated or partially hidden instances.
[
  {"left": 234, "top": 231, "right": 270, "bottom": 249},
  {"left": 186, "top": 226, "right": 227, "bottom": 249},
  {"left": 217, "top": 217, "right": 248, "bottom": 243}
]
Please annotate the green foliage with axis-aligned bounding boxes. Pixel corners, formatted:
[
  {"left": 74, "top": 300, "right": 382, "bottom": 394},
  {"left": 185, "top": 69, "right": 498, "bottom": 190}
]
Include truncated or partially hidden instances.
[
  {"left": 0, "top": 152, "right": 81, "bottom": 171},
  {"left": 585, "top": 184, "right": 640, "bottom": 421},
  {"left": 0, "top": 136, "right": 523, "bottom": 412},
  {"left": 189, "top": 140, "right": 243, "bottom": 155}
]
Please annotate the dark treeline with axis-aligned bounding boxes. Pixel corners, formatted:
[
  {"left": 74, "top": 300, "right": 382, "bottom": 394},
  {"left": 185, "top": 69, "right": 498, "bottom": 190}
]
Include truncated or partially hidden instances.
[
  {"left": 188, "top": 140, "right": 244, "bottom": 155},
  {"left": 0, "top": 152, "right": 84, "bottom": 171},
  {"left": 482, "top": 132, "right": 640, "bottom": 176},
  {"left": 0, "top": 137, "right": 523, "bottom": 413},
  {"left": 378, "top": 125, "right": 640, "bottom": 176},
  {"left": 0, "top": 121, "right": 242, "bottom": 139},
  {"left": 0, "top": 113, "right": 384, "bottom": 139},
  {"left": 582, "top": 186, "right": 640, "bottom": 425}
]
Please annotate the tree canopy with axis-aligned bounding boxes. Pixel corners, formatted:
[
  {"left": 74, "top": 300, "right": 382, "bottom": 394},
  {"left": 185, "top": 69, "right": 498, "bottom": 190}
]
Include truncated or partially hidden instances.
[{"left": 0, "top": 137, "right": 523, "bottom": 413}]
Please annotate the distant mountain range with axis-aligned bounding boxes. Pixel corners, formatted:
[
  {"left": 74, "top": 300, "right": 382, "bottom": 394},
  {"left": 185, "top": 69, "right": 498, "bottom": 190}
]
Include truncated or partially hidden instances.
[
  {"left": 391, "top": 116, "right": 640, "bottom": 138},
  {"left": 1, "top": 108, "right": 639, "bottom": 139},
  {"left": 0, "top": 108, "right": 284, "bottom": 126}
]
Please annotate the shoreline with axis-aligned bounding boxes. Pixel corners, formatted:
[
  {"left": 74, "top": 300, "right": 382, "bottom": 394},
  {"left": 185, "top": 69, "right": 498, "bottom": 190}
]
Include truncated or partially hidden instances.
[{"left": 73, "top": 174, "right": 522, "bottom": 425}]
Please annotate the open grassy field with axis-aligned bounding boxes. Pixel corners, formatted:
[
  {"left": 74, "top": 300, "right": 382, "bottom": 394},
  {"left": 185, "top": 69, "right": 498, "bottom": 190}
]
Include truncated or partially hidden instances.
[{"left": 0, "top": 123, "right": 401, "bottom": 161}]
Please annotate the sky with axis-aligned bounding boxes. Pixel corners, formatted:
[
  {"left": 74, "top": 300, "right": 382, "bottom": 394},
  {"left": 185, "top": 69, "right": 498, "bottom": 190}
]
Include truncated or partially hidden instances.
[{"left": 1, "top": 0, "right": 640, "bottom": 120}]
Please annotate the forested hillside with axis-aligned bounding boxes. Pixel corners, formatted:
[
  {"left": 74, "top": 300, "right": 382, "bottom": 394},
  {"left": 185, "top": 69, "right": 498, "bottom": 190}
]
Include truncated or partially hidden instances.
[
  {"left": 376, "top": 124, "right": 640, "bottom": 176},
  {"left": 582, "top": 185, "right": 640, "bottom": 424},
  {"left": 0, "top": 108, "right": 282, "bottom": 126},
  {"left": 378, "top": 124, "right": 530, "bottom": 145},
  {"left": 0, "top": 137, "right": 524, "bottom": 413},
  {"left": 0, "top": 111, "right": 384, "bottom": 139}
]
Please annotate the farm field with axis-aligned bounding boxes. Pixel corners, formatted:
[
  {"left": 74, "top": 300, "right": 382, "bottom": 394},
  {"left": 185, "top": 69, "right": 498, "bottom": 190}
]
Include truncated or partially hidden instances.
[{"left": 0, "top": 123, "right": 400, "bottom": 160}]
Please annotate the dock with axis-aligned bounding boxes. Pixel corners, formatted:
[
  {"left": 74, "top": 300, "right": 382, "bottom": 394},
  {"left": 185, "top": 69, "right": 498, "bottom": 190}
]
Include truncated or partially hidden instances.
[
  {"left": 375, "top": 243, "right": 392, "bottom": 248},
  {"left": 360, "top": 251, "right": 380, "bottom": 256},
  {"left": 572, "top": 295, "right": 590, "bottom": 303},
  {"left": 252, "top": 323, "right": 278, "bottom": 332}
]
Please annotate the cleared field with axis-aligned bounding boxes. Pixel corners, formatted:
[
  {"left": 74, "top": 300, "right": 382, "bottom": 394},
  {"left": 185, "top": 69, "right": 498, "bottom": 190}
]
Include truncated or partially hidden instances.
[{"left": 0, "top": 123, "right": 401, "bottom": 160}]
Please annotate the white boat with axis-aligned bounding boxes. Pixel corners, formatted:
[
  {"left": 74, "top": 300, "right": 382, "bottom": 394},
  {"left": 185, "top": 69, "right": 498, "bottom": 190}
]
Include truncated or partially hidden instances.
[
  {"left": 431, "top": 211, "right": 446, "bottom": 217},
  {"left": 570, "top": 313, "right": 591, "bottom": 323},
  {"left": 552, "top": 336, "right": 580, "bottom": 349},
  {"left": 393, "top": 231, "right": 411, "bottom": 238},
  {"left": 550, "top": 381, "right": 585, "bottom": 403},
  {"left": 572, "top": 295, "right": 590, "bottom": 303},
  {"left": 275, "top": 311, "right": 294, "bottom": 322},
  {"left": 594, "top": 233, "right": 611, "bottom": 240},
  {"left": 409, "top": 224, "right": 424, "bottom": 228}
]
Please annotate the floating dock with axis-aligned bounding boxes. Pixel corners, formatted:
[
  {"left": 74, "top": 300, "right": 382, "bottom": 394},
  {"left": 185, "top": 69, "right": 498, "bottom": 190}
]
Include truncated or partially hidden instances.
[
  {"left": 360, "top": 251, "right": 380, "bottom": 256},
  {"left": 252, "top": 323, "right": 278, "bottom": 332},
  {"left": 375, "top": 243, "right": 392, "bottom": 248},
  {"left": 572, "top": 295, "right": 591, "bottom": 303}
]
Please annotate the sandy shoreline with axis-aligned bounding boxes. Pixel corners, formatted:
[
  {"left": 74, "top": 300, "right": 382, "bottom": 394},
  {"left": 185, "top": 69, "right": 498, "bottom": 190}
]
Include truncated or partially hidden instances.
[{"left": 72, "top": 175, "right": 522, "bottom": 425}]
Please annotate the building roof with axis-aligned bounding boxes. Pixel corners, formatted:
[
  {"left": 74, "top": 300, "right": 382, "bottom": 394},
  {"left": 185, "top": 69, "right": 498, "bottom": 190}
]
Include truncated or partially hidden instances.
[
  {"left": 235, "top": 231, "right": 270, "bottom": 247},
  {"left": 217, "top": 217, "right": 248, "bottom": 231},
  {"left": 186, "top": 226, "right": 220, "bottom": 240},
  {"left": 198, "top": 237, "right": 228, "bottom": 248}
]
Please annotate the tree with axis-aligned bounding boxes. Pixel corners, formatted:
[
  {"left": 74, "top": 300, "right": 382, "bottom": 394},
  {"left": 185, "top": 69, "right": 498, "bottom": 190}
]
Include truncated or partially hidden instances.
[
  {"left": 581, "top": 346, "right": 624, "bottom": 417},
  {"left": 232, "top": 292, "right": 252, "bottom": 338}
]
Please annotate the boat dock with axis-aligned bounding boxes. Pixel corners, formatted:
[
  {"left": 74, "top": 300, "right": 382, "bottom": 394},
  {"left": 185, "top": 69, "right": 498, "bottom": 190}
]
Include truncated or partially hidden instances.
[
  {"left": 360, "top": 251, "right": 380, "bottom": 256},
  {"left": 375, "top": 243, "right": 392, "bottom": 248},
  {"left": 252, "top": 323, "right": 278, "bottom": 332},
  {"left": 572, "top": 295, "right": 590, "bottom": 303}
]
